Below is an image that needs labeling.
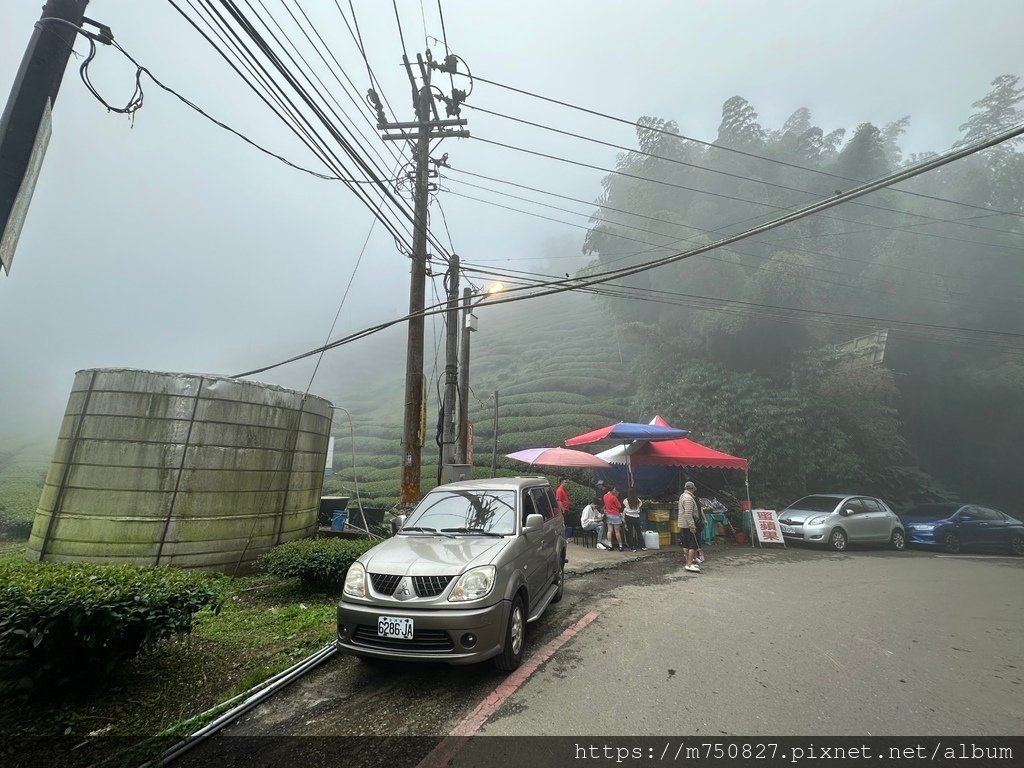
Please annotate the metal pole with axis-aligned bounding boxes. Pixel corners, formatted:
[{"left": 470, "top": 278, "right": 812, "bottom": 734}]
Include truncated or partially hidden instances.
[
  {"left": 439, "top": 254, "right": 460, "bottom": 482},
  {"left": 398, "top": 63, "right": 432, "bottom": 504},
  {"left": 455, "top": 286, "right": 472, "bottom": 464},
  {"left": 0, "top": 0, "right": 88, "bottom": 275},
  {"left": 490, "top": 390, "right": 499, "bottom": 478}
]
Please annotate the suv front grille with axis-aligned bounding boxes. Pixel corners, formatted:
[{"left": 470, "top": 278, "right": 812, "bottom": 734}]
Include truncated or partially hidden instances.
[
  {"left": 413, "top": 575, "right": 453, "bottom": 597},
  {"left": 352, "top": 625, "right": 454, "bottom": 652},
  {"left": 369, "top": 573, "right": 401, "bottom": 595}
]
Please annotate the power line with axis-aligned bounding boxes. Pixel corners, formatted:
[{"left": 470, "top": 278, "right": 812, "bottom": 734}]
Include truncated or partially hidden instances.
[
  {"left": 171, "top": 0, "right": 418, "bottom": 251},
  {"left": 469, "top": 72, "right": 1024, "bottom": 221},
  {"left": 171, "top": 0, "right": 455, "bottom": 262},
  {"left": 464, "top": 102, "right": 1024, "bottom": 241},
  {"left": 392, "top": 0, "right": 408, "bottom": 60},
  {"left": 233, "top": 120, "right": 1024, "bottom": 376},
  {"left": 471, "top": 134, "right": 1024, "bottom": 256},
  {"left": 440, "top": 181, "right": 1016, "bottom": 312}
]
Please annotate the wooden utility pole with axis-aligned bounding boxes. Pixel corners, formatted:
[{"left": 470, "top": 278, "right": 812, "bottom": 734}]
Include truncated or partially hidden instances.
[
  {"left": 439, "top": 253, "right": 459, "bottom": 480},
  {"left": 455, "top": 286, "right": 473, "bottom": 464},
  {"left": 490, "top": 390, "right": 499, "bottom": 478},
  {"left": 381, "top": 51, "right": 467, "bottom": 504},
  {"left": 0, "top": 0, "right": 89, "bottom": 275}
]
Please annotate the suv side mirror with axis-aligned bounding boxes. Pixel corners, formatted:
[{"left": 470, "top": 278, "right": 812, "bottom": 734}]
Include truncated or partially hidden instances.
[
  {"left": 391, "top": 514, "right": 407, "bottom": 535},
  {"left": 523, "top": 513, "right": 544, "bottom": 532}
]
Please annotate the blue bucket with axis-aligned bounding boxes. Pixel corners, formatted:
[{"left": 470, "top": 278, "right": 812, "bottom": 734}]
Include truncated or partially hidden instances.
[{"left": 331, "top": 510, "right": 348, "bottom": 531}]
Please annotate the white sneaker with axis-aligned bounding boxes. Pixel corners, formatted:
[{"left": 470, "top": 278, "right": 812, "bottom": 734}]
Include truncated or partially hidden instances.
[
  {"left": 684, "top": 564, "right": 701, "bottom": 573},
  {"left": 695, "top": 557, "right": 704, "bottom": 565},
  {"left": 596, "top": 542, "right": 608, "bottom": 550}
]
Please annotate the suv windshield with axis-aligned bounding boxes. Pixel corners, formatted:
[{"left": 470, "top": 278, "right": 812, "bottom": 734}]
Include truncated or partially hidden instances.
[
  {"left": 786, "top": 495, "right": 842, "bottom": 513},
  {"left": 403, "top": 489, "right": 517, "bottom": 536}
]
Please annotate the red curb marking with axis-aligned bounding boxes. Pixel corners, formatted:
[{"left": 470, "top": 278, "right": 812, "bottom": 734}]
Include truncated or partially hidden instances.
[{"left": 415, "top": 610, "right": 599, "bottom": 768}]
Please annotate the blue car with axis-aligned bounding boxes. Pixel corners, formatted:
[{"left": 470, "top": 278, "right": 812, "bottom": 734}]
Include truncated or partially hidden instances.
[{"left": 900, "top": 503, "right": 1024, "bottom": 555}]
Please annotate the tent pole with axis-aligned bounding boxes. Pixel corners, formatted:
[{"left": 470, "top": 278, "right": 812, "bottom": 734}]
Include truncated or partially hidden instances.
[{"left": 745, "top": 470, "right": 754, "bottom": 547}]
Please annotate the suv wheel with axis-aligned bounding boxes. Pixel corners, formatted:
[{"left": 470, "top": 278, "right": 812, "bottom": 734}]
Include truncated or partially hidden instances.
[
  {"left": 552, "top": 558, "right": 564, "bottom": 604},
  {"left": 829, "top": 528, "right": 848, "bottom": 551},
  {"left": 495, "top": 595, "right": 525, "bottom": 672},
  {"left": 890, "top": 529, "right": 906, "bottom": 551}
]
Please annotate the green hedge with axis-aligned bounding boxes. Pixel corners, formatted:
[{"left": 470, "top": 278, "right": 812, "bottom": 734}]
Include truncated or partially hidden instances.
[
  {"left": 0, "top": 561, "right": 223, "bottom": 695},
  {"left": 260, "top": 538, "right": 378, "bottom": 591}
]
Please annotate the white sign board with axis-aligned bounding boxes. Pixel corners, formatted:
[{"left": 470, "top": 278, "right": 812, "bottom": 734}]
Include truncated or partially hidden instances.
[
  {"left": 751, "top": 509, "right": 786, "bottom": 546},
  {"left": 1, "top": 99, "right": 51, "bottom": 275},
  {"left": 324, "top": 436, "right": 335, "bottom": 477}
]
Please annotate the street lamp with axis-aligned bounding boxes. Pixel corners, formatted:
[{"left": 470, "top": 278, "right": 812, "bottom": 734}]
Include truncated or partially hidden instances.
[{"left": 454, "top": 282, "right": 502, "bottom": 468}]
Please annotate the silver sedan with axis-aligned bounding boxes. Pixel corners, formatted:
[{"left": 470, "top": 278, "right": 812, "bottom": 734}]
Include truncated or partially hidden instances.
[{"left": 777, "top": 494, "right": 906, "bottom": 552}]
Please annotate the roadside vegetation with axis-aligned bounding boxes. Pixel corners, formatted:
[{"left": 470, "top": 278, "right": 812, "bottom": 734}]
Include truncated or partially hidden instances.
[{"left": 0, "top": 540, "right": 369, "bottom": 768}]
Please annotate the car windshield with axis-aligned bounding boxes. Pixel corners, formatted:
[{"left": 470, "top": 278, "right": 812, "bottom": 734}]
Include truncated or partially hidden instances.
[
  {"left": 902, "top": 504, "right": 959, "bottom": 520},
  {"left": 785, "top": 495, "right": 841, "bottom": 513},
  {"left": 403, "top": 489, "right": 516, "bottom": 536}
]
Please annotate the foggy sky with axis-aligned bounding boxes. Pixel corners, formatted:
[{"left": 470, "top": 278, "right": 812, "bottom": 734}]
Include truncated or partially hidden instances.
[{"left": 1, "top": 0, "right": 1021, "bottom": 437}]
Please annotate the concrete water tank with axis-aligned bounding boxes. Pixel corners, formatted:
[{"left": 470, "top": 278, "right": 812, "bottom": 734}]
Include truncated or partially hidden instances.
[{"left": 26, "top": 368, "right": 333, "bottom": 573}]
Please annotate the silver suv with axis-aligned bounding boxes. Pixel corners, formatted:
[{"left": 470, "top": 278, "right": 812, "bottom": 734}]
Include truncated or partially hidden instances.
[
  {"left": 336, "top": 477, "right": 566, "bottom": 671},
  {"left": 777, "top": 494, "right": 906, "bottom": 551}
]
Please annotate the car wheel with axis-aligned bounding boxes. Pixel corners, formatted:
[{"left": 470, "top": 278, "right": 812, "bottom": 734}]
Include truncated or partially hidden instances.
[
  {"left": 1008, "top": 534, "right": 1024, "bottom": 557},
  {"left": 495, "top": 595, "right": 526, "bottom": 672},
  {"left": 552, "top": 557, "right": 564, "bottom": 603},
  {"left": 943, "top": 532, "right": 961, "bottom": 554},
  {"left": 829, "top": 528, "right": 848, "bottom": 551},
  {"left": 890, "top": 528, "right": 906, "bottom": 551}
]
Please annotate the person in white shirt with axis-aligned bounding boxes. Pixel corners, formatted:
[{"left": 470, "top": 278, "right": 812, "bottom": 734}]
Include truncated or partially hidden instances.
[{"left": 580, "top": 501, "right": 608, "bottom": 549}]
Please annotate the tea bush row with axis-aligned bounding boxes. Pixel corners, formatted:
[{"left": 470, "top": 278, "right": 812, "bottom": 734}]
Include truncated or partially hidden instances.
[
  {"left": 0, "top": 561, "right": 222, "bottom": 695},
  {"left": 260, "top": 538, "right": 377, "bottom": 592}
]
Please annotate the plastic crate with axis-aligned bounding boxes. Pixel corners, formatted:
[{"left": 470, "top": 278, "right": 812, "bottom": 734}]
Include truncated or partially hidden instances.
[
  {"left": 648, "top": 510, "right": 670, "bottom": 522},
  {"left": 659, "top": 532, "right": 671, "bottom": 547},
  {"left": 670, "top": 521, "right": 681, "bottom": 533}
]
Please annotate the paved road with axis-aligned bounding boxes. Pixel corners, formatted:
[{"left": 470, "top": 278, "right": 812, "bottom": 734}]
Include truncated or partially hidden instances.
[{"left": 178, "top": 543, "right": 1024, "bottom": 766}]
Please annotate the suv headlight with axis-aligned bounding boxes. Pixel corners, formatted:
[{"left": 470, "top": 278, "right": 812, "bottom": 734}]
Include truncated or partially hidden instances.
[
  {"left": 807, "top": 514, "right": 832, "bottom": 526},
  {"left": 344, "top": 562, "right": 366, "bottom": 597},
  {"left": 449, "top": 565, "right": 496, "bottom": 602}
]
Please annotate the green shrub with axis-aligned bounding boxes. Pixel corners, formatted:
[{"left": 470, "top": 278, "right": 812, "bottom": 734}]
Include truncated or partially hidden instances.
[
  {"left": 0, "top": 561, "right": 223, "bottom": 695},
  {"left": 260, "top": 538, "right": 378, "bottom": 591}
]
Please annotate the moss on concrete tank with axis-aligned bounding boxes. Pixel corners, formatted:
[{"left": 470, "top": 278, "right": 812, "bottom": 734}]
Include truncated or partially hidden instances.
[{"left": 26, "top": 368, "right": 333, "bottom": 573}]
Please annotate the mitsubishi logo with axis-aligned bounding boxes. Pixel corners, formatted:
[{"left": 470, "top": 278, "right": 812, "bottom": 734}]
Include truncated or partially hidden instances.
[{"left": 395, "top": 577, "right": 414, "bottom": 600}]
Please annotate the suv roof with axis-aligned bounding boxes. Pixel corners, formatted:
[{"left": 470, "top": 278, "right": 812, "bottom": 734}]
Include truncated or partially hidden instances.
[{"left": 427, "top": 476, "right": 549, "bottom": 493}]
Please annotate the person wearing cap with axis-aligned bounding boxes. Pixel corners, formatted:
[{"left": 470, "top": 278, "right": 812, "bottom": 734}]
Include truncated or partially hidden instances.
[{"left": 678, "top": 481, "right": 701, "bottom": 572}]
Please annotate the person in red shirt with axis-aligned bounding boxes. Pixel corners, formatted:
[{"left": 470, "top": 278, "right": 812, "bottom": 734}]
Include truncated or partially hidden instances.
[
  {"left": 602, "top": 485, "right": 626, "bottom": 551},
  {"left": 555, "top": 478, "right": 570, "bottom": 519}
]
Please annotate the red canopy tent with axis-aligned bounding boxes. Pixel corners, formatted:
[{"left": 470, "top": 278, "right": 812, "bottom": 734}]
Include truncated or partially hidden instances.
[{"left": 596, "top": 416, "right": 751, "bottom": 508}]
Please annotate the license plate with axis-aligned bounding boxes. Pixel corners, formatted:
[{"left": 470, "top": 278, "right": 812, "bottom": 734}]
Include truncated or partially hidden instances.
[
  {"left": 780, "top": 524, "right": 794, "bottom": 534},
  {"left": 377, "top": 616, "right": 414, "bottom": 640}
]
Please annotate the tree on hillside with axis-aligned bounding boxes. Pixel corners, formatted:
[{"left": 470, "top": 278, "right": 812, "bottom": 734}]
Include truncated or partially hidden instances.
[
  {"left": 830, "top": 122, "right": 890, "bottom": 182},
  {"left": 955, "top": 74, "right": 1023, "bottom": 148},
  {"left": 881, "top": 116, "right": 911, "bottom": 168},
  {"left": 716, "top": 96, "right": 765, "bottom": 150}
]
